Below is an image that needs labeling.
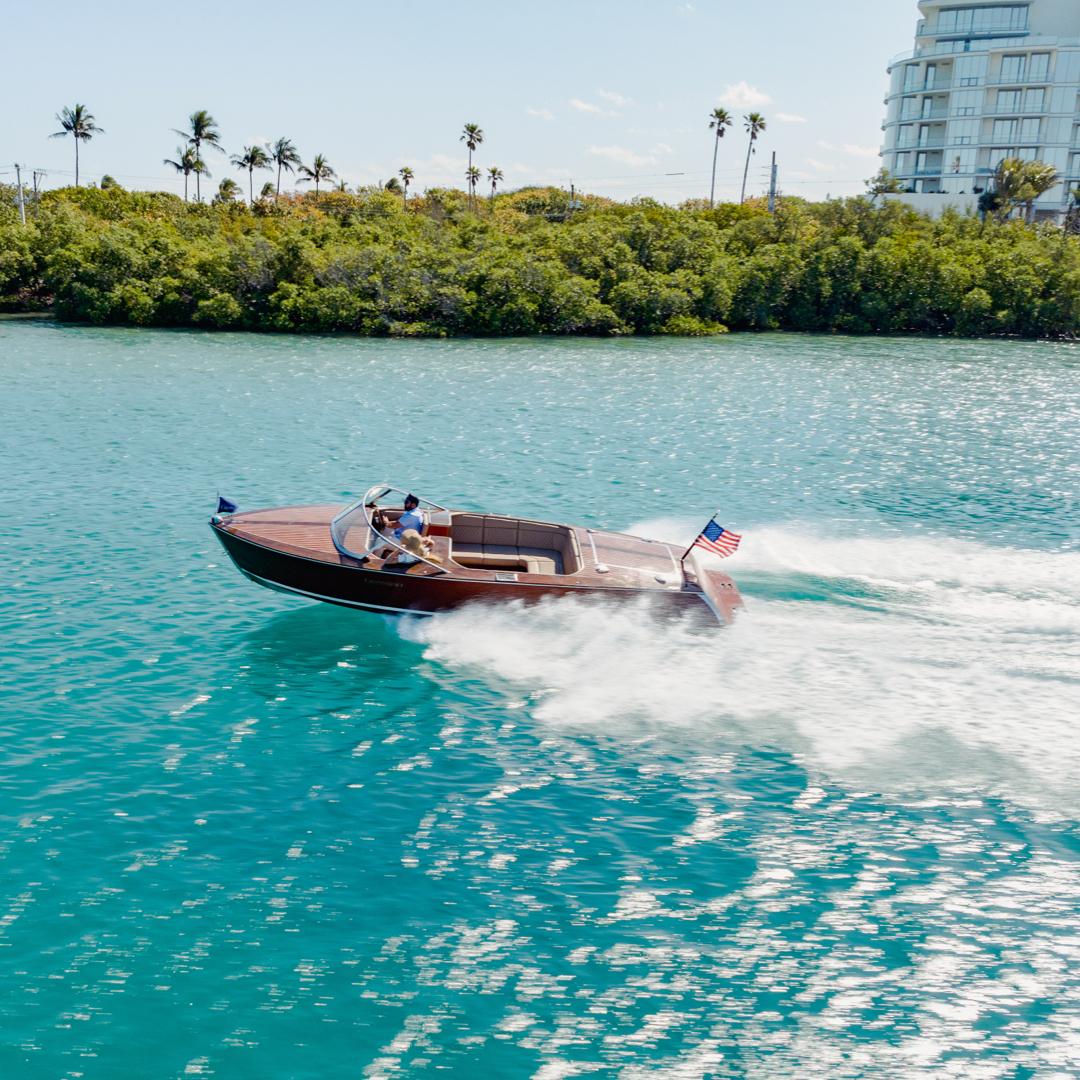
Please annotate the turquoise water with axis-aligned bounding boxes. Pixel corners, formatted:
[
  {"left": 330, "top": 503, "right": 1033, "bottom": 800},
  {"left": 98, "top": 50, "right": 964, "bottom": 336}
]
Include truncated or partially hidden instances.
[{"left": 3, "top": 322, "right": 1080, "bottom": 1079}]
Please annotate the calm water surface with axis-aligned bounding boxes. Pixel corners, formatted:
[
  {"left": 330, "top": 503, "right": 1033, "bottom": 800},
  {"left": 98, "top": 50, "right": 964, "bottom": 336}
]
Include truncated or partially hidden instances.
[{"left": 2, "top": 323, "right": 1080, "bottom": 1079}]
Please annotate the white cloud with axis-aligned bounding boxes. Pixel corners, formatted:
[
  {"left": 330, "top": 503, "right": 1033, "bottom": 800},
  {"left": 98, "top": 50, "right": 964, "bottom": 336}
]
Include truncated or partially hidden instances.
[
  {"left": 571, "top": 99, "right": 618, "bottom": 116},
  {"left": 527, "top": 107, "right": 554, "bottom": 121},
  {"left": 598, "top": 89, "right": 635, "bottom": 107},
  {"left": 818, "top": 140, "right": 837, "bottom": 150},
  {"left": 806, "top": 158, "right": 837, "bottom": 171},
  {"left": 650, "top": 143, "right": 674, "bottom": 154},
  {"left": 588, "top": 145, "right": 659, "bottom": 167},
  {"left": 433, "top": 153, "right": 467, "bottom": 171},
  {"left": 776, "top": 113, "right": 808, "bottom": 123},
  {"left": 547, "top": 168, "right": 571, "bottom": 177},
  {"left": 718, "top": 82, "right": 772, "bottom": 109},
  {"left": 844, "top": 144, "right": 880, "bottom": 158},
  {"left": 787, "top": 171, "right": 814, "bottom": 180}
]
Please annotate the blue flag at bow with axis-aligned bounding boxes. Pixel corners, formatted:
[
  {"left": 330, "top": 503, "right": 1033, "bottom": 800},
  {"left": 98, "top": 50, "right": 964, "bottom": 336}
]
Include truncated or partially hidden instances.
[{"left": 217, "top": 495, "right": 238, "bottom": 515}]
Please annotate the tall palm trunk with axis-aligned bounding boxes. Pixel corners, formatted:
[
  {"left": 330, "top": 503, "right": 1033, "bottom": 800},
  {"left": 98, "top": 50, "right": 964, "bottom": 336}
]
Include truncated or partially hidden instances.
[
  {"left": 740, "top": 135, "right": 755, "bottom": 203},
  {"left": 248, "top": 166, "right": 254, "bottom": 205},
  {"left": 710, "top": 131, "right": 720, "bottom": 209},
  {"left": 277, "top": 163, "right": 282, "bottom": 198},
  {"left": 75, "top": 139, "right": 80, "bottom": 187},
  {"left": 194, "top": 137, "right": 201, "bottom": 201}
]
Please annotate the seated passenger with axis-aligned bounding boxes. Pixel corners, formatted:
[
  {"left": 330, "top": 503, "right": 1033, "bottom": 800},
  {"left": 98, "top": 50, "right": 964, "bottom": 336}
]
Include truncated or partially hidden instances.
[
  {"left": 393, "top": 494, "right": 425, "bottom": 539},
  {"left": 385, "top": 529, "right": 442, "bottom": 567}
]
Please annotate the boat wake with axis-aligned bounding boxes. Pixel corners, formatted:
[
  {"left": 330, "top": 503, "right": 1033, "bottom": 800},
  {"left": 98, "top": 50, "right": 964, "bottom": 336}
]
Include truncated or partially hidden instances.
[{"left": 400, "top": 523, "right": 1080, "bottom": 806}]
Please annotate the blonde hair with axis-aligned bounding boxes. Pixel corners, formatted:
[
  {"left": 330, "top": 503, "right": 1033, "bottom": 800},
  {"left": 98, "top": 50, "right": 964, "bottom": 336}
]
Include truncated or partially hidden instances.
[{"left": 400, "top": 529, "right": 442, "bottom": 564}]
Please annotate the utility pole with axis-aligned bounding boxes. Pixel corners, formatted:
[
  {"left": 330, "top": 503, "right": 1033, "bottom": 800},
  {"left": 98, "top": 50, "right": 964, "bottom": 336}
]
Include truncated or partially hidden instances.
[
  {"left": 767, "top": 152, "right": 778, "bottom": 214},
  {"left": 14, "top": 164, "right": 26, "bottom": 225},
  {"left": 33, "top": 170, "right": 44, "bottom": 216}
]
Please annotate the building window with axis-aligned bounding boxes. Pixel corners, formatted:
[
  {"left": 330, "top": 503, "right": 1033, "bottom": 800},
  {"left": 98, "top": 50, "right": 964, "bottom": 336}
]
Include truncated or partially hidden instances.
[
  {"left": 955, "top": 54, "right": 989, "bottom": 85},
  {"left": 1029, "top": 53, "right": 1050, "bottom": 79},
  {"left": 999, "top": 55, "right": 1026, "bottom": 82},
  {"left": 1017, "top": 147, "right": 1038, "bottom": 161},
  {"left": 1025, "top": 87, "right": 1045, "bottom": 109},
  {"left": 997, "top": 90, "right": 1022, "bottom": 110},
  {"left": 950, "top": 89, "right": 982, "bottom": 115},
  {"left": 949, "top": 119, "right": 979, "bottom": 143},
  {"left": 1020, "top": 118, "right": 1041, "bottom": 139},
  {"left": 992, "top": 119, "right": 1018, "bottom": 141}
]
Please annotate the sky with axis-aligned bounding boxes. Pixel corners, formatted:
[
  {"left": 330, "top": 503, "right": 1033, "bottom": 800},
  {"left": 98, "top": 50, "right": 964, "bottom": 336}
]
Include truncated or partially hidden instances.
[{"left": 0, "top": 0, "right": 918, "bottom": 204}]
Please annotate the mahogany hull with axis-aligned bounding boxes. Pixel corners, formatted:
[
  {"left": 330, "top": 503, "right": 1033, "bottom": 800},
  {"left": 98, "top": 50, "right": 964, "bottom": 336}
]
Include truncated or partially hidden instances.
[{"left": 212, "top": 526, "right": 713, "bottom": 619}]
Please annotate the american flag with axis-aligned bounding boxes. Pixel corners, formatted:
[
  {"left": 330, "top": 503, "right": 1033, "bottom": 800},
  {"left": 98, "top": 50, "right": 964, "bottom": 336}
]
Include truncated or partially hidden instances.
[{"left": 692, "top": 519, "right": 742, "bottom": 558}]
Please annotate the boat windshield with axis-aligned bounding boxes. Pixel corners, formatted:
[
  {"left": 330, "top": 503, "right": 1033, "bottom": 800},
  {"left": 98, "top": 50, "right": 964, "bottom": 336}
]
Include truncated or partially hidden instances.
[{"left": 330, "top": 485, "right": 447, "bottom": 566}]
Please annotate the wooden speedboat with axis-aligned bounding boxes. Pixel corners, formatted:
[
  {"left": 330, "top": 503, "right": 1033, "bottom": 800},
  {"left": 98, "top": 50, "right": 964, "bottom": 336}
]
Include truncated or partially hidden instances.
[{"left": 209, "top": 486, "right": 744, "bottom": 625}]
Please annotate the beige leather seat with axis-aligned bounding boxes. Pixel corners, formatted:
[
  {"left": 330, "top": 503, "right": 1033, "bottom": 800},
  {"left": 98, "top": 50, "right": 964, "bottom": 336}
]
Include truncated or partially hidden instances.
[{"left": 448, "top": 514, "right": 581, "bottom": 575}]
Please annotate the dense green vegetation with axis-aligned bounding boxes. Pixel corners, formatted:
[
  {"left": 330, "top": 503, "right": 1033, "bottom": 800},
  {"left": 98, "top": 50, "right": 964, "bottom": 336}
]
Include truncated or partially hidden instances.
[{"left": 2, "top": 182, "right": 1080, "bottom": 338}]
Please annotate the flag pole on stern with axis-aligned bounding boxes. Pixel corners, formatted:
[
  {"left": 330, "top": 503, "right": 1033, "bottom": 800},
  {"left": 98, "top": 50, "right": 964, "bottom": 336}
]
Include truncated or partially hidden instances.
[{"left": 680, "top": 511, "right": 742, "bottom": 561}]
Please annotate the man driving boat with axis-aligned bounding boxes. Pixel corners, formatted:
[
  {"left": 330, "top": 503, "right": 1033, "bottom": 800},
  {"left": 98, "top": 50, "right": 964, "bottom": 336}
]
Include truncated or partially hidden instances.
[{"left": 394, "top": 494, "right": 425, "bottom": 539}]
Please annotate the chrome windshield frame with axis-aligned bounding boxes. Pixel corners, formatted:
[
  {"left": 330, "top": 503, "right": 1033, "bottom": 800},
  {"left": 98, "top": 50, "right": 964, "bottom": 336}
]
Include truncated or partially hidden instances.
[{"left": 330, "top": 484, "right": 449, "bottom": 572}]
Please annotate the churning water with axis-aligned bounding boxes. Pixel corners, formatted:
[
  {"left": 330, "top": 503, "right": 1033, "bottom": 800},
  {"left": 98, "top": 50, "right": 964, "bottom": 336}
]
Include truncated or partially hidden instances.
[{"left": 2, "top": 322, "right": 1079, "bottom": 1078}]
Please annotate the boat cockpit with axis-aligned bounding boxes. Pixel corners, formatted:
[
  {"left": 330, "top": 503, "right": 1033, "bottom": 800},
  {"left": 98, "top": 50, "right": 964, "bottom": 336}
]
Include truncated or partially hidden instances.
[{"left": 330, "top": 486, "right": 584, "bottom": 577}]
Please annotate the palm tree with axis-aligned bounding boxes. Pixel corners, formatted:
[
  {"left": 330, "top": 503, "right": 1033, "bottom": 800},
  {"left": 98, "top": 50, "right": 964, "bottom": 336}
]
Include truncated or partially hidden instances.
[
  {"left": 192, "top": 154, "right": 212, "bottom": 195},
  {"left": 269, "top": 138, "right": 301, "bottom": 198},
  {"left": 297, "top": 154, "right": 336, "bottom": 202},
  {"left": 740, "top": 112, "right": 767, "bottom": 203},
  {"left": 1021, "top": 160, "right": 1059, "bottom": 221},
  {"left": 461, "top": 123, "right": 483, "bottom": 207},
  {"left": 708, "top": 107, "right": 732, "bottom": 209},
  {"left": 259, "top": 181, "right": 275, "bottom": 200},
  {"left": 487, "top": 166, "right": 504, "bottom": 209},
  {"left": 163, "top": 145, "right": 200, "bottom": 201},
  {"left": 215, "top": 178, "right": 240, "bottom": 204},
  {"left": 51, "top": 105, "right": 103, "bottom": 187},
  {"left": 230, "top": 145, "right": 271, "bottom": 205},
  {"left": 991, "top": 157, "right": 1038, "bottom": 221},
  {"left": 466, "top": 166, "right": 481, "bottom": 209},
  {"left": 173, "top": 111, "right": 225, "bottom": 202},
  {"left": 398, "top": 166, "right": 414, "bottom": 210}
]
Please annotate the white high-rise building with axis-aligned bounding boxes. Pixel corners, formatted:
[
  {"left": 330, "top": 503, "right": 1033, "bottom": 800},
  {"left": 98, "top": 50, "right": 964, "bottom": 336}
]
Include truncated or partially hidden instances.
[{"left": 882, "top": 1, "right": 1080, "bottom": 217}]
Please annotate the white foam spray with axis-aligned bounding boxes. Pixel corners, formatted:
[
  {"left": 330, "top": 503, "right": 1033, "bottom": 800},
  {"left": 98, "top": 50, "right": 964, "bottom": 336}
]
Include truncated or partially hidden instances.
[{"left": 401, "top": 523, "right": 1080, "bottom": 806}]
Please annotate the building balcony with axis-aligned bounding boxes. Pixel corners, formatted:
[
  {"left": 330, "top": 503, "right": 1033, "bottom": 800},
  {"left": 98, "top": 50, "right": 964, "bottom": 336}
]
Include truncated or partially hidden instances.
[
  {"left": 985, "top": 72, "right": 1052, "bottom": 86},
  {"left": 917, "top": 20, "right": 1028, "bottom": 38},
  {"left": 899, "top": 107, "right": 950, "bottom": 121},
  {"left": 900, "top": 79, "right": 953, "bottom": 94},
  {"left": 896, "top": 136, "right": 948, "bottom": 149},
  {"left": 983, "top": 103, "right": 1048, "bottom": 116}
]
